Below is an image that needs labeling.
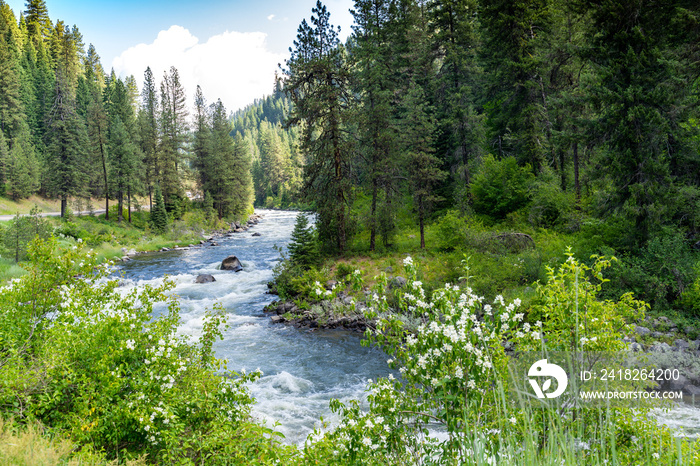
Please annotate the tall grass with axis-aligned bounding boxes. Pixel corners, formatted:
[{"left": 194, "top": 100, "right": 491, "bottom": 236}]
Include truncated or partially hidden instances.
[{"left": 0, "top": 418, "right": 148, "bottom": 465}]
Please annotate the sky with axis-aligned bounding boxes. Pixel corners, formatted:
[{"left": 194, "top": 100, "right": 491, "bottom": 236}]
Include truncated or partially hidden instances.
[{"left": 5, "top": 0, "right": 355, "bottom": 113}]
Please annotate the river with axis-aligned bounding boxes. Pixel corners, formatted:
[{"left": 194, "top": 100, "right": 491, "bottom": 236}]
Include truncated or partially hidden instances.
[
  {"left": 116, "top": 209, "right": 392, "bottom": 445},
  {"left": 115, "top": 209, "right": 698, "bottom": 445}
]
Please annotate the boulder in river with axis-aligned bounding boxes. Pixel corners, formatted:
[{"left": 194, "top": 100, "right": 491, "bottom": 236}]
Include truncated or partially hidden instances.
[
  {"left": 252, "top": 232, "right": 262, "bottom": 237},
  {"left": 221, "top": 255, "right": 243, "bottom": 272},
  {"left": 195, "top": 274, "right": 216, "bottom": 283}
]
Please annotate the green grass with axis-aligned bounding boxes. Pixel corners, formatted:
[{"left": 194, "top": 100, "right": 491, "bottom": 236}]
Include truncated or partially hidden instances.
[
  {"left": 0, "top": 418, "right": 148, "bottom": 465},
  {"left": 0, "top": 196, "right": 63, "bottom": 216}
]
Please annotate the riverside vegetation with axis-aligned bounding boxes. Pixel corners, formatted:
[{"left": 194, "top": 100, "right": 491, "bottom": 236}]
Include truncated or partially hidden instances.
[
  {"left": 1, "top": 233, "right": 698, "bottom": 464},
  {"left": 1, "top": 0, "right": 700, "bottom": 464}
]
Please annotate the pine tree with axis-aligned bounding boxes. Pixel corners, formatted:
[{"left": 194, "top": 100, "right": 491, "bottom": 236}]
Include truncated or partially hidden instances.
[
  {"left": 427, "top": 0, "right": 483, "bottom": 191},
  {"left": 479, "top": 0, "right": 551, "bottom": 171},
  {"left": 287, "top": 213, "right": 319, "bottom": 268},
  {"left": 350, "top": 0, "right": 400, "bottom": 251},
  {"left": 192, "top": 84, "right": 211, "bottom": 198},
  {"left": 138, "top": 66, "right": 159, "bottom": 210},
  {"left": 24, "top": 0, "right": 51, "bottom": 43},
  {"left": 284, "top": 1, "right": 353, "bottom": 252},
  {"left": 150, "top": 184, "right": 168, "bottom": 233},
  {"left": 580, "top": 0, "right": 700, "bottom": 246},
  {"left": 44, "top": 24, "right": 88, "bottom": 217},
  {"left": 400, "top": 80, "right": 446, "bottom": 249},
  {"left": 158, "top": 66, "right": 188, "bottom": 214}
]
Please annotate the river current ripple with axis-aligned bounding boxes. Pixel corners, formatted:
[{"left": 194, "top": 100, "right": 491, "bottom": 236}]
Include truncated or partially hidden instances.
[{"left": 116, "top": 209, "right": 391, "bottom": 445}]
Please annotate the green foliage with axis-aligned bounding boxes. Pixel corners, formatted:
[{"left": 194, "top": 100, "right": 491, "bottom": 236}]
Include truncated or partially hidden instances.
[
  {"left": 471, "top": 154, "right": 534, "bottom": 219},
  {"left": 287, "top": 213, "right": 319, "bottom": 268},
  {"left": 604, "top": 232, "right": 697, "bottom": 312},
  {"left": 1, "top": 205, "right": 50, "bottom": 262},
  {"left": 298, "top": 254, "right": 675, "bottom": 464},
  {"left": 0, "top": 236, "right": 295, "bottom": 463},
  {"left": 528, "top": 168, "right": 575, "bottom": 228},
  {"left": 283, "top": 1, "right": 353, "bottom": 253},
  {"left": 525, "top": 249, "right": 647, "bottom": 352},
  {"left": 150, "top": 185, "right": 168, "bottom": 234}
]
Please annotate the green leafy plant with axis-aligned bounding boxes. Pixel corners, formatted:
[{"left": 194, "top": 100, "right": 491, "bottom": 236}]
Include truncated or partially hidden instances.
[
  {"left": 0, "top": 236, "right": 295, "bottom": 463},
  {"left": 471, "top": 154, "right": 534, "bottom": 219}
]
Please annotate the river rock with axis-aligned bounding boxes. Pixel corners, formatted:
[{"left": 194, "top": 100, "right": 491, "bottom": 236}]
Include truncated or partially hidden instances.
[
  {"left": 628, "top": 342, "right": 644, "bottom": 352},
  {"left": 674, "top": 339, "right": 690, "bottom": 352},
  {"left": 684, "top": 384, "right": 700, "bottom": 396},
  {"left": 221, "top": 255, "right": 243, "bottom": 272},
  {"left": 649, "top": 342, "right": 672, "bottom": 353},
  {"left": 210, "top": 241, "right": 219, "bottom": 246},
  {"left": 195, "top": 274, "right": 216, "bottom": 284},
  {"left": 635, "top": 326, "right": 651, "bottom": 337},
  {"left": 270, "top": 315, "right": 285, "bottom": 324},
  {"left": 389, "top": 276, "right": 407, "bottom": 289},
  {"left": 668, "top": 374, "right": 689, "bottom": 391},
  {"left": 252, "top": 232, "right": 262, "bottom": 237}
]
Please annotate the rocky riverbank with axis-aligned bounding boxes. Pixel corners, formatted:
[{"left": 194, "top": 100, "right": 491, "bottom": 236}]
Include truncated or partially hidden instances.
[{"left": 263, "top": 295, "right": 370, "bottom": 331}]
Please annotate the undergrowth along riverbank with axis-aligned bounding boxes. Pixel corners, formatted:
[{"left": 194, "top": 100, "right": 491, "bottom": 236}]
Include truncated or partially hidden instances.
[{"left": 0, "top": 202, "right": 261, "bottom": 283}]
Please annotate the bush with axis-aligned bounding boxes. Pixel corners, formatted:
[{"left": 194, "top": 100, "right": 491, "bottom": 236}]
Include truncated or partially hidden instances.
[
  {"left": 471, "top": 154, "right": 533, "bottom": 219},
  {"left": 603, "top": 231, "right": 696, "bottom": 311},
  {"left": 297, "top": 254, "right": 688, "bottom": 465},
  {"left": 528, "top": 168, "right": 575, "bottom": 228},
  {"left": 0, "top": 237, "right": 294, "bottom": 463}
]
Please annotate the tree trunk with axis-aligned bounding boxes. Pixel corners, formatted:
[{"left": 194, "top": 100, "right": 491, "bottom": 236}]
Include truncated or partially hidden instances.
[
  {"left": 99, "top": 128, "right": 109, "bottom": 221},
  {"left": 370, "top": 177, "right": 377, "bottom": 252},
  {"left": 61, "top": 197, "right": 67, "bottom": 219},
  {"left": 419, "top": 197, "right": 425, "bottom": 249},
  {"left": 117, "top": 190, "right": 123, "bottom": 224},
  {"left": 573, "top": 141, "right": 580, "bottom": 209},
  {"left": 128, "top": 187, "right": 132, "bottom": 223}
]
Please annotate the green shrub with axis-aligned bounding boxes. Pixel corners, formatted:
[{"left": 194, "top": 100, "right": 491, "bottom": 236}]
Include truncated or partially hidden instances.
[
  {"left": 603, "top": 231, "right": 696, "bottom": 311},
  {"left": 528, "top": 168, "right": 575, "bottom": 228},
  {"left": 0, "top": 237, "right": 294, "bottom": 463},
  {"left": 300, "top": 253, "right": 673, "bottom": 465},
  {"left": 471, "top": 154, "right": 533, "bottom": 219}
]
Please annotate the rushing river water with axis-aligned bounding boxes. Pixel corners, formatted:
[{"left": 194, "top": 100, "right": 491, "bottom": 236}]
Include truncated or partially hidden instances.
[
  {"left": 116, "top": 210, "right": 391, "bottom": 445},
  {"left": 114, "top": 209, "right": 700, "bottom": 444}
]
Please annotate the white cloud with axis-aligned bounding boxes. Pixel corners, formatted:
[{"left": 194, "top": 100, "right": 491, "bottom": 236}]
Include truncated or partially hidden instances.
[
  {"left": 267, "top": 14, "right": 275, "bottom": 21},
  {"left": 112, "top": 25, "right": 285, "bottom": 114}
]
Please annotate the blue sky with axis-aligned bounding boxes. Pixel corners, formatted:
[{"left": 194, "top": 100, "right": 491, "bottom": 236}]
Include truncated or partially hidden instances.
[{"left": 5, "top": 0, "right": 355, "bottom": 112}]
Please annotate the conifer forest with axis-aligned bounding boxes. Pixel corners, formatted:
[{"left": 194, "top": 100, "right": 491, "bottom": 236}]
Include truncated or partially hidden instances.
[{"left": 1, "top": 0, "right": 700, "bottom": 464}]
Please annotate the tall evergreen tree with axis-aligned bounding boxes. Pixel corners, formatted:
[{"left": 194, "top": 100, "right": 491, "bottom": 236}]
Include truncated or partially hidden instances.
[
  {"left": 138, "top": 66, "right": 159, "bottom": 210},
  {"left": 158, "top": 66, "right": 188, "bottom": 214},
  {"left": 44, "top": 23, "right": 88, "bottom": 217},
  {"left": 350, "top": 0, "right": 400, "bottom": 250},
  {"left": 150, "top": 184, "right": 168, "bottom": 233},
  {"left": 427, "top": 0, "right": 484, "bottom": 193},
  {"left": 479, "top": 0, "right": 551, "bottom": 172},
  {"left": 579, "top": 0, "right": 700, "bottom": 246},
  {"left": 284, "top": 1, "right": 354, "bottom": 252}
]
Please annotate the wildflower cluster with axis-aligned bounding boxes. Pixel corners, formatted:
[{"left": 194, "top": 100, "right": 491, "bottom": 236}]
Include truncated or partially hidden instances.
[{"left": 310, "top": 280, "right": 337, "bottom": 301}]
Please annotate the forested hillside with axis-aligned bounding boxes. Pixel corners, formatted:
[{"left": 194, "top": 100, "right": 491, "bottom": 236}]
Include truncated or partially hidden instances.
[
  {"left": 231, "top": 87, "right": 305, "bottom": 209},
  {"left": 283, "top": 0, "right": 700, "bottom": 254},
  {"left": 276, "top": 0, "right": 700, "bottom": 314},
  {"left": 0, "top": 0, "right": 253, "bottom": 222}
]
